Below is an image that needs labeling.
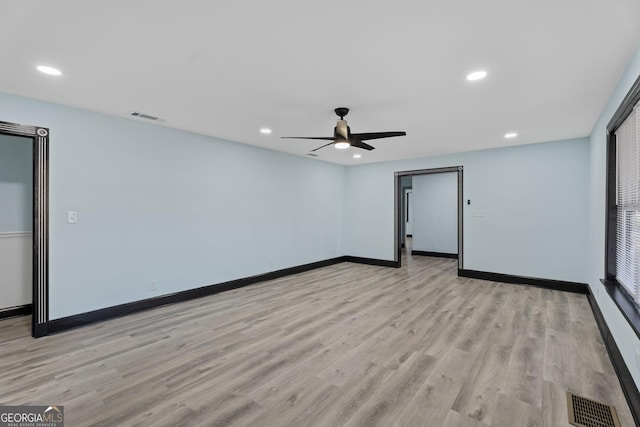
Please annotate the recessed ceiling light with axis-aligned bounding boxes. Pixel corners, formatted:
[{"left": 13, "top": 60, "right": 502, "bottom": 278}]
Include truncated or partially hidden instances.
[
  {"left": 466, "top": 70, "right": 487, "bottom": 81},
  {"left": 353, "top": 154, "right": 362, "bottom": 159},
  {"left": 260, "top": 128, "right": 272, "bottom": 135},
  {"left": 335, "top": 142, "right": 350, "bottom": 150},
  {"left": 504, "top": 132, "right": 518, "bottom": 139},
  {"left": 36, "top": 65, "right": 62, "bottom": 76}
]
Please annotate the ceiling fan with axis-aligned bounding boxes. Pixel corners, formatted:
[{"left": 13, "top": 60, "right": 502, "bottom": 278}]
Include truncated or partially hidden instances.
[{"left": 282, "top": 107, "right": 406, "bottom": 152}]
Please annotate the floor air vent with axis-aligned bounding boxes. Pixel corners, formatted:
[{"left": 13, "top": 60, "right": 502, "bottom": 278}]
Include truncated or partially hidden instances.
[{"left": 567, "top": 392, "right": 621, "bottom": 427}]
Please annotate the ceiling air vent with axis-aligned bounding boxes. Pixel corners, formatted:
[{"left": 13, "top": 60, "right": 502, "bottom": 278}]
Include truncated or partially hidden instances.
[{"left": 129, "top": 111, "right": 163, "bottom": 122}]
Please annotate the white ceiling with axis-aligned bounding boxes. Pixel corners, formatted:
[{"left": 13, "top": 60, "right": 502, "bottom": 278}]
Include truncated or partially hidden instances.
[{"left": 1, "top": 1, "right": 639, "bottom": 165}]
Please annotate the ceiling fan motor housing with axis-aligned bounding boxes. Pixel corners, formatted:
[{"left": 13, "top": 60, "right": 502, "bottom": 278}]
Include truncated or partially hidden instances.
[{"left": 335, "top": 120, "right": 350, "bottom": 141}]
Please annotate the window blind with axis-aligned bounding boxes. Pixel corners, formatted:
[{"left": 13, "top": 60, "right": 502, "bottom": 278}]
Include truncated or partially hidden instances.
[{"left": 615, "top": 103, "right": 640, "bottom": 306}]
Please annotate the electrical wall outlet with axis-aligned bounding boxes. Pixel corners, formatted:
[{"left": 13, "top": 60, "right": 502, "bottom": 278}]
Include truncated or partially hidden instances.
[
  {"left": 67, "top": 211, "right": 77, "bottom": 223},
  {"left": 636, "top": 349, "right": 640, "bottom": 372},
  {"left": 149, "top": 280, "right": 157, "bottom": 291}
]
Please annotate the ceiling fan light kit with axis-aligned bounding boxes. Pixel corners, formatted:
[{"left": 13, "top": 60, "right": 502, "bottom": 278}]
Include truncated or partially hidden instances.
[{"left": 282, "top": 107, "right": 406, "bottom": 154}]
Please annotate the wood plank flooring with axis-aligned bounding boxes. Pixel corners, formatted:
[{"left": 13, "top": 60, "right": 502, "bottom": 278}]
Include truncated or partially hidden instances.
[{"left": 0, "top": 255, "right": 634, "bottom": 426}]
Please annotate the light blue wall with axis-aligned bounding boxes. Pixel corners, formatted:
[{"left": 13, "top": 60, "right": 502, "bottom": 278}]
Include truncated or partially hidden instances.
[
  {"left": 0, "top": 92, "right": 346, "bottom": 319},
  {"left": 0, "top": 133, "right": 32, "bottom": 232},
  {"left": 412, "top": 172, "right": 457, "bottom": 254},
  {"left": 344, "top": 137, "right": 589, "bottom": 282},
  {"left": 588, "top": 45, "right": 640, "bottom": 390}
]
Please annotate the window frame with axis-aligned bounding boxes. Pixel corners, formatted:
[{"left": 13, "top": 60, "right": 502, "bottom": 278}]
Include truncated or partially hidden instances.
[{"left": 604, "top": 73, "right": 640, "bottom": 339}]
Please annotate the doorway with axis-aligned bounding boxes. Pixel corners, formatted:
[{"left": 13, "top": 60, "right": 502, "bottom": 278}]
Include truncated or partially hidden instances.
[
  {"left": 404, "top": 187, "right": 412, "bottom": 239},
  {"left": 394, "top": 166, "right": 463, "bottom": 269},
  {"left": 399, "top": 175, "right": 413, "bottom": 250},
  {"left": 0, "top": 121, "right": 49, "bottom": 337},
  {"left": 0, "top": 133, "right": 33, "bottom": 322}
]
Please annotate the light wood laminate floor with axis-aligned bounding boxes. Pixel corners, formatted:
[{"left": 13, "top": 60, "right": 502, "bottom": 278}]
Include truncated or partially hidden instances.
[{"left": 0, "top": 255, "right": 634, "bottom": 426}]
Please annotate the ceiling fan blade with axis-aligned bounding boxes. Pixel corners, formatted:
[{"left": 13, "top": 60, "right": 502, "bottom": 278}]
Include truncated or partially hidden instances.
[
  {"left": 281, "top": 136, "right": 335, "bottom": 140},
  {"left": 350, "top": 139, "right": 375, "bottom": 151},
  {"left": 310, "top": 142, "right": 336, "bottom": 152},
  {"left": 350, "top": 131, "right": 406, "bottom": 141}
]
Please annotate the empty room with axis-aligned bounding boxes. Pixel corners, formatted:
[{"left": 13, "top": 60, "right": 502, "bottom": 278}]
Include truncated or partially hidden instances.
[{"left": 1, "top": 1, "right": 640, "bottom": 426}]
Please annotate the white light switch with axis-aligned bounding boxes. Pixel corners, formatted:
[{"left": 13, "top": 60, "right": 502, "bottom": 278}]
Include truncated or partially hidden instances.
[
  {"left": 472, "top": 209, "right": 485, "bottom": 217},
  {"left": 67, "top": 211, "right": 78, "bottom": 224}
]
